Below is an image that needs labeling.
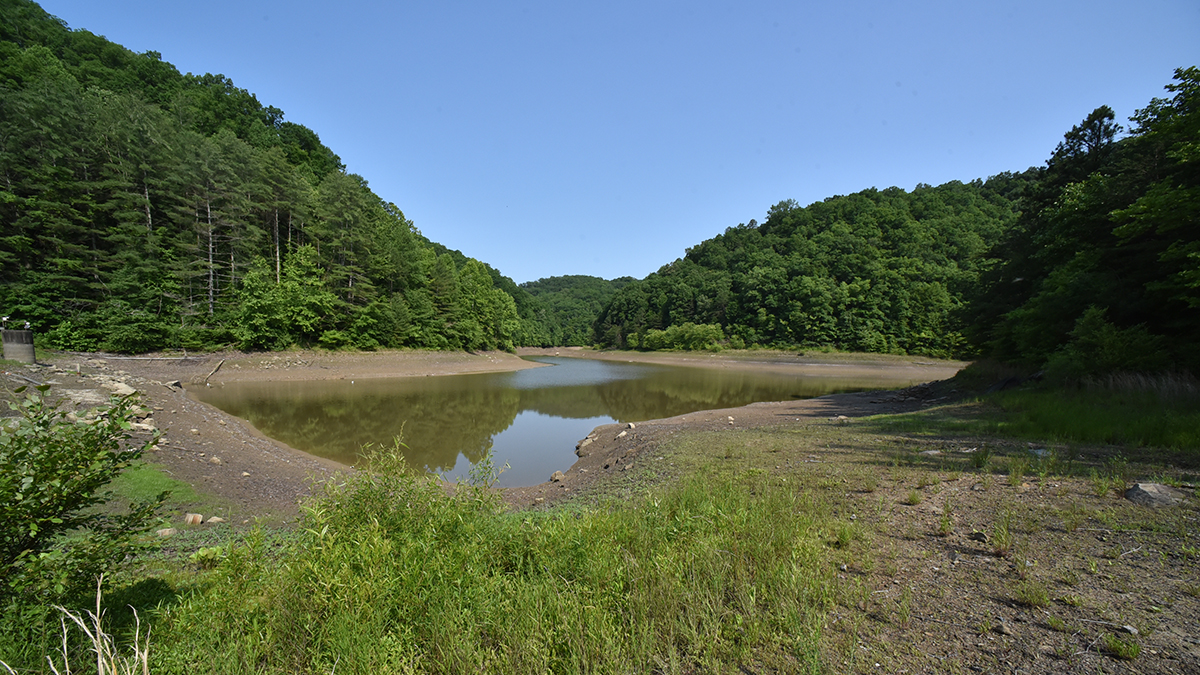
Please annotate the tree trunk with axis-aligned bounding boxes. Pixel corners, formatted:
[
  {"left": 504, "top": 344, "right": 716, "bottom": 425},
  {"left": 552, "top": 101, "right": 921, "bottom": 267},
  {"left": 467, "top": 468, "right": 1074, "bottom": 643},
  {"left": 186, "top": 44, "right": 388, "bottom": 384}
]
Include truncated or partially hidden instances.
[{"left": 206, "top": 199, "right": 215, "bottom": 317}]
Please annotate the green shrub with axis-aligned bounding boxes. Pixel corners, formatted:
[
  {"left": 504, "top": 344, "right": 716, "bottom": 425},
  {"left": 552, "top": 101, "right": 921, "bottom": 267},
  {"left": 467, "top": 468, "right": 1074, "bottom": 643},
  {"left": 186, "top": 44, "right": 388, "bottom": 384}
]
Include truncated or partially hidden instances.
[{"left": 0, "top": 387, "right": 164, "bottom": 605}]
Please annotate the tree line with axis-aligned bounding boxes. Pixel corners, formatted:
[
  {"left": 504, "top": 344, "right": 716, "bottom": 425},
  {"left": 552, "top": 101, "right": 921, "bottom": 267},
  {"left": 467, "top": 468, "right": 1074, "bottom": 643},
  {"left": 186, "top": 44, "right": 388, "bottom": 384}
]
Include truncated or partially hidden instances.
[
  {"left": 0, "top": 0, "right": 543, "bottom": 353},
  {"left": 592, "top": 67, "right": 1199, "bottom": 376},
  {"left": 2, "top": 1, "right": 1196, "bottom": 378}
]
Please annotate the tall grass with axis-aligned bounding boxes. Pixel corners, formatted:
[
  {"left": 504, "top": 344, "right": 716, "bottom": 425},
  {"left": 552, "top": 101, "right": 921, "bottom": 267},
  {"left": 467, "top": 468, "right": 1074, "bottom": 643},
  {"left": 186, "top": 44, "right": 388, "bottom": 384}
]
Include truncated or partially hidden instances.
[
  {"left": 149, "top": 448, "right": 836, "bottom": 673},
  {"left": 868, "top": 372, "right": 1200, "bottom": 453}
]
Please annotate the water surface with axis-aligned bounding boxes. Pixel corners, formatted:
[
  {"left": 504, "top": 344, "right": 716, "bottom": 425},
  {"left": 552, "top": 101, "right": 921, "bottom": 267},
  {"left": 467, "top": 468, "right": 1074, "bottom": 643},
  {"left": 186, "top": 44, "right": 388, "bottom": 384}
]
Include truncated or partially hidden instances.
[{"left": 192, "top": 356, "right": 920, "bottom": 486}]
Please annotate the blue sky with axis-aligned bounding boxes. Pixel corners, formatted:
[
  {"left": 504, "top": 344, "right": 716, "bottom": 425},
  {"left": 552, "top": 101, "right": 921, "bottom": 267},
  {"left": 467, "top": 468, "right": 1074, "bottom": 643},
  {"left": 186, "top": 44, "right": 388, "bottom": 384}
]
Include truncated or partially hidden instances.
[{"left": 38, "top": 1, "right": 1199, "bottom": 284}]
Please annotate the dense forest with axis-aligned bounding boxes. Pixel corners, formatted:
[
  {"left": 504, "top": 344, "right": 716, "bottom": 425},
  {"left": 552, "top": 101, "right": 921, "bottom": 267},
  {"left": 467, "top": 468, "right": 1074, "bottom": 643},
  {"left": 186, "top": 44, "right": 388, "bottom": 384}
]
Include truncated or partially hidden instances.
[
  {"left": 0, "top": 0, "right": 557, "bottom": 353},
  {"left": 1, "top": 0, "right": 1196, "bottom": 377},
  {"left": 593, "top": 68, "right": 1200, "bottom": 374}
]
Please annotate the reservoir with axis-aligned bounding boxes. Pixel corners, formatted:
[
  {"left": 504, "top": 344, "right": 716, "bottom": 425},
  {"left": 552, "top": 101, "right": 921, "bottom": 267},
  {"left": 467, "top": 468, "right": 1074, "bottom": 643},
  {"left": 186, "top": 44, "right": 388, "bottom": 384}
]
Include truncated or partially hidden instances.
[{"left": 191, "top": 355, "right": 928, "bottom": 487}]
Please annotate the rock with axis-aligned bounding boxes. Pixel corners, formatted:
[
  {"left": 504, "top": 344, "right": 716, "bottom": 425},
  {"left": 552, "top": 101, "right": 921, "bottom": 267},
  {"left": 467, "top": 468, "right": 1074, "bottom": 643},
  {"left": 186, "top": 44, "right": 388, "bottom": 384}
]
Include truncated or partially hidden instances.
[
  {"left": 184, "top": 513, "right": 203, "bottom": 525},
  {"left": 1125, "top": 483, "right": 1187, "bottom": 507},
  {"left": 627, "top": 422, "right": 636, "bottom": 429},
  {"left": 829, "top": 415, "right": 850, "bottom": 424},
  {"left": 533, "top": 497, "right": 544, "bottom": 504},
  {"left": 241, "top": 471, "right": 251, "bottom": 477},
  {"left": 166, "top": 380, "right": 182, "bottom": 388},
  {"left": 105, "top": 382, "right": 137, "bottom": 396},
  {"left": 156, "top": 528, "right": 177, "bottom": 537},
  {"left": 189, "top": 428, "right": 200, "bottom": 435},
  {"left": 130, "top": 422, "right": 157, "bottom": 433},
  {"left": 218, "top": 420, "right": 227, "bottom": 426},
  {"left": 576, "top": 437, "right": 593, "bottom": 449},
  {"left": 550, "top": 470, "right": 565, "bottom": 482},
  {"left": 919, "top": 450, "right": 941, "bottom": 456},
  {"left": 1121, "top": 625, "right": 1139, "bottom": 636},
  {"left": 208, "top": 456, "right": 222, "bottom": 465},
  {"left": 995, "top": 620, "right": 1015, "bottom": 636},
  {"left": 617, "top": 430, "right": 627, "bottom": 438},
  {"left": 969, "top": 531, "right": 988, "bottom": 543}
]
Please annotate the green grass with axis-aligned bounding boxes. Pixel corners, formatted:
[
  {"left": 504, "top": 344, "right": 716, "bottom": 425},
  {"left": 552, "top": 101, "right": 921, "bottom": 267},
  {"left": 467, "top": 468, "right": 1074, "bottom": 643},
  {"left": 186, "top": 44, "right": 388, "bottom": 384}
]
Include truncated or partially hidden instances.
[
  {"left": 865, "top": 384, "right": 1200, "bottom": 461},
  {"left": 143, "top": 453, "right": 839, "bottom": 674}
]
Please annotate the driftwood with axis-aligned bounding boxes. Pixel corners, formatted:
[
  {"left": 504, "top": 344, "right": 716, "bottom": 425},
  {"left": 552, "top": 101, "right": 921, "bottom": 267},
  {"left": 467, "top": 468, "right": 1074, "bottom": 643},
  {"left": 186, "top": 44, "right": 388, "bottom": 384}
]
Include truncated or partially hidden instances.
[
  {"left": 2, "top": 371, "right": 43, "bottom": 386},
  {"left": 204, "top": 358, "right": 225, "bottom": 384}
]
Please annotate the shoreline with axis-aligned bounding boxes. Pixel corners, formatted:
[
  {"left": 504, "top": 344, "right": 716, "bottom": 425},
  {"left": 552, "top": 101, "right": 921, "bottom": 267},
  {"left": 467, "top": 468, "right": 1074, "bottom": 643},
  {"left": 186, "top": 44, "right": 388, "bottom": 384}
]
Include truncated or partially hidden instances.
[{"left": 17, "top": 348, "right": 964, "bottom": 521}]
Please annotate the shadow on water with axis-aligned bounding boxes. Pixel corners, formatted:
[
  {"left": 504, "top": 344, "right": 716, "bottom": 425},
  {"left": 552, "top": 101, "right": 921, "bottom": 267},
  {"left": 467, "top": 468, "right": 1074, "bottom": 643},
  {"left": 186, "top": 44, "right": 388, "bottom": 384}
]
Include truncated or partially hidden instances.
[{"left": 191, "top": 356, "right": 917, "bottom": 487}]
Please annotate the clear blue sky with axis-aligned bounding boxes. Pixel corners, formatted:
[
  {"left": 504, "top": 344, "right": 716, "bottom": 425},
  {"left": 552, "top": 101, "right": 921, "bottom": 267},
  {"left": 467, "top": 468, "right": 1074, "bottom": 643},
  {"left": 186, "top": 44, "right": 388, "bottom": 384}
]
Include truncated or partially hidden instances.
[{"left": 38, "top": 0, "right": 1200, "bottom": 284}]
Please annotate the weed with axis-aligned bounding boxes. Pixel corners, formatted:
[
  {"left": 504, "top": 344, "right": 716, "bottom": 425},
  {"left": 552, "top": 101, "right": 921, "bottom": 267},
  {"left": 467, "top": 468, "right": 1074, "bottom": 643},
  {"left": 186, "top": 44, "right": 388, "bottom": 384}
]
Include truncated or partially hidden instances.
[
  {"left": 992, "top": 510, "right": 1015, "bottom": 558},
  {"left": 1089, "top": 469, "right": 1112, "bottom": 498},
  {"left": 1013, "top": 580, "right": 1049, "bottom": 607},
  {"left": 1183, "top": 584, "right": 1200, "bottom": 598},
  {"left": 896, "top": 586, "right": 912, "bottom": 628},
  {"left": 1047, "top": 616, "right": 1069, "bottom": 632},
  {"left": 970, "top": 446, "right": 992, "bottom": 470},
  {"left": 188, "top": 545, "right": 226, "bottom": 569},
  {"left": 1007, "top": 457, "right": 1028, "bottom": 486},
  {"left": 905, "top": 489, "right": 923, "bottom": 506},
  {"left": 1059, "top": 594, "right": 1084, "bottom": 607},
  {"left": 1102, "top": 633, "right": 1141, "bottom": 660},
  {"left": 936, "top": 498, "right": 954, "bottom": 537},
  {"left": 832, "top": 522, "right": 857, "bottom": 549},
  {"left": 1087, "top": 559, "right": 1099, "bottom": 574},
  {"left": 1056, "top": 568, "right": 1080, "bottom": 587},
  {"left": 1059, "top": 504, "right": 1088, "bottom": 532}
]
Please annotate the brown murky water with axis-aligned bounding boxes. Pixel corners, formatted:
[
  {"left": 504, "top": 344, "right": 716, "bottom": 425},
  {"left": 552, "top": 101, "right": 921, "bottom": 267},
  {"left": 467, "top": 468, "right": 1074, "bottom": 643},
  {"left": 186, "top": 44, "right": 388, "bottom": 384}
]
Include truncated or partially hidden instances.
[{"left": 192, "top": 356, "right": 929, "bottom": 487}]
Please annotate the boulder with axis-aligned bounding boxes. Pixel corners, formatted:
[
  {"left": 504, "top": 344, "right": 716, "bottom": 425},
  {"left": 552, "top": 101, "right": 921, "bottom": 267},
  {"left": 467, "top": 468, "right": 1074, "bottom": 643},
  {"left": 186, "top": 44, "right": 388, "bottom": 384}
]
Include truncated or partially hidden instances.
[
  {"left": 1124, "top": 483, "right": 1187, "bottom": 507},
  {"left": 550, "top": 470, "right": 565, "bottom": 482}
]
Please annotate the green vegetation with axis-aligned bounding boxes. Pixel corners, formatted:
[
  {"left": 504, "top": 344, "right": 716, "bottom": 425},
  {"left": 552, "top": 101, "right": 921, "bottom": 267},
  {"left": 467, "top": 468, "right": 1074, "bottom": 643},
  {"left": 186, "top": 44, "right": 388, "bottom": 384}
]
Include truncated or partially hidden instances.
[
  {"left": 0, "top": 0, "right": 539, "bottom": 353},
  {"left": 0, "top": 386, "right": 163, "bottom": 665},
  {"left": 519, "top": 275, "right": 636, "bottom": 346},
  {"left": 593, "top": 180, "right": 1017, "bottom": 356},
  {"left": 141, "top": 446, "right": 835, "bottom": 674}
]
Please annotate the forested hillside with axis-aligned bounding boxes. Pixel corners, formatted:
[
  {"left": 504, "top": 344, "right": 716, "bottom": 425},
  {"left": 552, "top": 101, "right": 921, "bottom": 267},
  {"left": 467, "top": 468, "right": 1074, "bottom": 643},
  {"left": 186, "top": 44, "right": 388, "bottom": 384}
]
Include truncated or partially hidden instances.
[
  {"left": 593, "top": 180, "right": 1023, "bottom": 357},
  {"left": 520, "top": 275, "right": 636, "bottom": 346},
  {"left": 0, "top": 0, "right": 541, "bottom": 353},
  {"left": 967, "top": 68, "right": 1200, "bottom": 375},
  {"left": 2, "top": 0, "right": 1195, "bottom": 373},
  {"left": 593, "top": 67, "right": 1199, "bottom": 373}
]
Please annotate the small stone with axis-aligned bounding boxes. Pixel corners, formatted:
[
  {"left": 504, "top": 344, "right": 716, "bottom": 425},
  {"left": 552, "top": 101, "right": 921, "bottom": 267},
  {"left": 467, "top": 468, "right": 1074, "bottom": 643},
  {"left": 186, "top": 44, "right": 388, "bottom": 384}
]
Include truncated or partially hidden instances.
[
  {"left": 1121, "top": 625, "right": 1139, "bottom": 636},
  {"left": 206, "top": 516, "right": 225, "bottom": 524},
  {"left": 919, "top": 449, "right": 941, "bottom": 456},
  {"left": 218, "top": 420, "right": 227, "bottom": 426},
  {"left": 576, "top": 438, "right": 593, "bottom": 449},
  {"left": 189, "top": 428, "right": 200, "bottom": 435},
  {"left": 617, "top": 430, "right": 627, "bottom": 438},
  {"left": 969, "top": 531, "right": 988, "bottom": 543},
  {"left": 156, "top": 528, "right": 177, "bottom": 537},
  {"left": 534, "top": 497, "right": 544, "bottom": 504},
  {"left": 550, "top": 470, "right": 565, "bottom": 482},
  {"left": 241, "top": 471, "right": 251, "bottom": 477},
  {"left": 627, "top": 422, "right": 636, "bottom": 429},
  {"left": 208, "top": 456, "right": 222, "bottom": 465},
  {"left": 995, "top": 620, "right": 1014, "bottom": 636},
  {"left": 184, "top": 513, "right": 203, "bottom": 525}
]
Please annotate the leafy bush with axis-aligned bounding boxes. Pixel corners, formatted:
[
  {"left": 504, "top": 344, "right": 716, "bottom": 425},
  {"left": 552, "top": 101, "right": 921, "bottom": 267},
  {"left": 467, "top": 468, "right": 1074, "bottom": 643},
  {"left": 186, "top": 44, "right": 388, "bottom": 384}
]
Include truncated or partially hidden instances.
[
  {"left": 641, "top": 322, "right": 725, "bottom": 351},
  {"left": 1046, "top": 307, "right": 1168, "bottom": 380},
  {"left": 0, "top": 387, "right": 164, "bottom": 606}
]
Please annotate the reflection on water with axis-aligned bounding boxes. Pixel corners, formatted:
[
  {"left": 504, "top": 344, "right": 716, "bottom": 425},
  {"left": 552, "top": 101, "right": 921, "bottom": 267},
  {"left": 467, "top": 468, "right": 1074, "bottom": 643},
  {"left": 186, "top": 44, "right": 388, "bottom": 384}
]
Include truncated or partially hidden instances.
[{"left": 191, "top": 356, "right": 921, "bottom": 487}]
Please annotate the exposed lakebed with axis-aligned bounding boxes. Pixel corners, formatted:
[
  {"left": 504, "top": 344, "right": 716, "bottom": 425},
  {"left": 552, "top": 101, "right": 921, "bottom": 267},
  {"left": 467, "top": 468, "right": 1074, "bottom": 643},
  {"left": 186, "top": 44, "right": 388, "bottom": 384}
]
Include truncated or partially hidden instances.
[{"left": 191, "top": 355, "right": 931, "bottom": 487}]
